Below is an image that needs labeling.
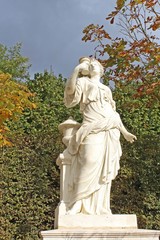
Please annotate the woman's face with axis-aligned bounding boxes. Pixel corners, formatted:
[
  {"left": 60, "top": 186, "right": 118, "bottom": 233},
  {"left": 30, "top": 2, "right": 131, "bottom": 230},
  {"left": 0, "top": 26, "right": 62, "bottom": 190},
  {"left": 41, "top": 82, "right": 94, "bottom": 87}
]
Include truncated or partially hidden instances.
[{"left": 89, "top": 60, "right": 101, "bottom": 76}]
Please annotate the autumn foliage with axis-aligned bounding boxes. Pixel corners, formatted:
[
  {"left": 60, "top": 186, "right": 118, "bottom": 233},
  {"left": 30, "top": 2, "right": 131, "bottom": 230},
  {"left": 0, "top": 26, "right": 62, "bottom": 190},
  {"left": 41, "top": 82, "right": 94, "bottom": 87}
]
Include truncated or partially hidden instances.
[
  {"left": 82, "top": 0, "right": 160, "bottom": 102},
  {"left": 0, "top": 72, "right": 35, "bottom": 146}
]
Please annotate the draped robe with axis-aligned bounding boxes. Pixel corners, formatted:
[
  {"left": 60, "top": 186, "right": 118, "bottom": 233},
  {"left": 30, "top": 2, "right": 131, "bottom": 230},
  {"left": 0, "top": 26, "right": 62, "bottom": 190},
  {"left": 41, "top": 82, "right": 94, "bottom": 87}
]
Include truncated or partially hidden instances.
[{"left": 64, "top": 77, "right": 122, "bottom": 214}]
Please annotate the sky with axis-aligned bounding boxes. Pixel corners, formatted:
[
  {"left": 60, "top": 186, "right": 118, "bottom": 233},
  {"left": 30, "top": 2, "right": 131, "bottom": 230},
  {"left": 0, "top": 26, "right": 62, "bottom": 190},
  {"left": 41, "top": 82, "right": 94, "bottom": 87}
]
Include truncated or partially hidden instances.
[{"left": 0, "top": 0, "right": 118, "bottom": 79}]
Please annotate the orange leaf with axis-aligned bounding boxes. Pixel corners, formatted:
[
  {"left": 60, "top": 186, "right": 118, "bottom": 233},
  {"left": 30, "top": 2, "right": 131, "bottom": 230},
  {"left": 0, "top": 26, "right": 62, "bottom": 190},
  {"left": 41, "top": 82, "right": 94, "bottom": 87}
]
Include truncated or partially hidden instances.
[{"left": 119, "top": 51, "right": 127, "bottom": 57}]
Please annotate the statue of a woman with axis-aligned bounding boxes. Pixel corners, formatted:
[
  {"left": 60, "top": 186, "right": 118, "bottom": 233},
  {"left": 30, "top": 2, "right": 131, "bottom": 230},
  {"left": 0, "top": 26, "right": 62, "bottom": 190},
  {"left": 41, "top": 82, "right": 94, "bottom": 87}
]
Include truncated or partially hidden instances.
[{"left": 63, "top": 57, "right": 137, "bottom": 215}]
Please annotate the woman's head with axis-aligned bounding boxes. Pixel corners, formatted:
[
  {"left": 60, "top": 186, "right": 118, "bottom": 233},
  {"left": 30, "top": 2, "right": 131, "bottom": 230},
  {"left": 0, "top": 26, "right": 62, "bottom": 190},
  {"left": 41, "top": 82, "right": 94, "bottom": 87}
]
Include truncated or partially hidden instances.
[
  {"left": 90, "top": 58, "right": 104, "bottom": 77},
  {"left": 79, "top": 57, "right": 104, "bottom": 77}
]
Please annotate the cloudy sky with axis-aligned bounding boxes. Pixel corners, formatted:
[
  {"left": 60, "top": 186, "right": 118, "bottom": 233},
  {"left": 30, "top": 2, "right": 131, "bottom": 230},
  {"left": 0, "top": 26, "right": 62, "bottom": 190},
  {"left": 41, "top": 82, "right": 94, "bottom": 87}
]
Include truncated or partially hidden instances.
[{"left": 1, "top": 0, "right": 118, "bottom": 78}]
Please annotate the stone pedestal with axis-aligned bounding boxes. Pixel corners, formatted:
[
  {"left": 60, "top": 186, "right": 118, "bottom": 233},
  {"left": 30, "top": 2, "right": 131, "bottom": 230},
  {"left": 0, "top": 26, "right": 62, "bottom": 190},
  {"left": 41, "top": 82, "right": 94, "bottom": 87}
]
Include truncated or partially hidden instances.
[
  {"left": 40, "top": 213, "right": 160, "bottom": 239},
  {"left": 40, "top": 229, "right": 160, "bottom": 240},
  {"left": 54, "top": 213, "right": 137, "bottom": 229}
]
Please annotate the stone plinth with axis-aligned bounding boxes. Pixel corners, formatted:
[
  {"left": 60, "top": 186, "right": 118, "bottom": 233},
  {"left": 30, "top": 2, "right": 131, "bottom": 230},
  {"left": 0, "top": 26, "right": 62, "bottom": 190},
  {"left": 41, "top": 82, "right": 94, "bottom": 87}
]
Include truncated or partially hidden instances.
[
  {"left": 40, "top": 229, "right": 160, "bottom": 240},
  {"left": 41, "top": 214, "right": 160, "bottom": 239},
  {"left": 54, "top": 214, "right": 137, "bottom": 229}
]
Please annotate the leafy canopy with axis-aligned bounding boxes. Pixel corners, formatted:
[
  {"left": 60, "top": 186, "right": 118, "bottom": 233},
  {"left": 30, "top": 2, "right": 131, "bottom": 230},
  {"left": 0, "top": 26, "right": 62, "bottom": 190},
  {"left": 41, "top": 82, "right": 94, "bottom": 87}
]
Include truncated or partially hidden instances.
[
  {"left": 0, "top": 43, "right": 35, "bottom": 147},
  {"left": 82, "top": 0, "right": 160, "bottom": 103},
  {"left": 0, "top": 43, "right": 30, "bottom": 81},
  {"left": 0, "top": 72, "right": 36, "bottom": 146}
]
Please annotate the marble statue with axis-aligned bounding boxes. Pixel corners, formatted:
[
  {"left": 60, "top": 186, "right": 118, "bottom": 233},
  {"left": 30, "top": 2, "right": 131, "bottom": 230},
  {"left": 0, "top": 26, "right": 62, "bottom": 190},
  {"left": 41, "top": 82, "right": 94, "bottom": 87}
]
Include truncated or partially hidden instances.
[{"left": 56, "top": 57, "right": 137, "bottom": 217}]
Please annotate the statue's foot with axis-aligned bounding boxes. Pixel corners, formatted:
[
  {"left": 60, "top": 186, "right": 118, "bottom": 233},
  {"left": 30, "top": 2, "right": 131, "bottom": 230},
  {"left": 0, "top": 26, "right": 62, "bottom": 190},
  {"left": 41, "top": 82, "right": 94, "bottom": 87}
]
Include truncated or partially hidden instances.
[{"left": 124, "top": 132, "right": 137, "bottom": 143}]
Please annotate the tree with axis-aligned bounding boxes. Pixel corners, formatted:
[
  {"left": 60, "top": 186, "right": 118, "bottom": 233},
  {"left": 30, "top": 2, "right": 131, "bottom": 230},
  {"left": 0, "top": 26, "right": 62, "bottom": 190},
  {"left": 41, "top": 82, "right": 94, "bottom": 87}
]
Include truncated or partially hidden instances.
[
  {"left": 0, "top": 43, "right": 30, "bottom": 81},
  {"left": 82, "top": 0, "right": 160, "bottom": 103},
  {"left": 0, "top": 72, "right": 35, "bottom": 147},
  {"left": 0, "top": 43, "right": 35, "bottom": 147}
]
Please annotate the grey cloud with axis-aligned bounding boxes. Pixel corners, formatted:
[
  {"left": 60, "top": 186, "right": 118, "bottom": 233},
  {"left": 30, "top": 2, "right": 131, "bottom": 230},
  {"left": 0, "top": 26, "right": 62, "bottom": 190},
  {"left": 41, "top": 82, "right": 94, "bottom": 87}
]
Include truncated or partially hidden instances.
[{"left": 0, "top": 0, "right": 117, "bottom": 78}]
